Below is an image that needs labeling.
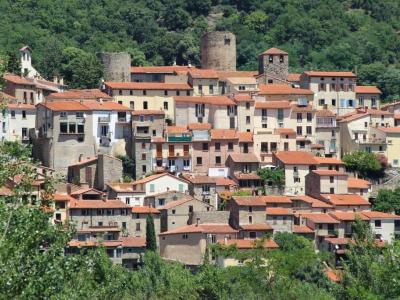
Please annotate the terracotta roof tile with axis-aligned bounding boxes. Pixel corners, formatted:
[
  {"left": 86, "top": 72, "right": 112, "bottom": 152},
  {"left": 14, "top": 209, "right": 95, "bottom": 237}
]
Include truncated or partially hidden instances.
[
  {"left": 274, "top": 151, "right": 318, "bottom": 165},
  {"left": 6, "top": 103, "right": 35, "bottom": 110},
  {"left": 216, "top": 71, "right": 258, "bottom": 80},
  {"left": 274, "top": 128, "right": 296, "bottom": 136},
  {"left": 304, "top": 71, "right": 356, "bottom": 77},
  {"left": 215, "top": 177, "right": 237, "bottom": 186},
  {"left": 258, "top": 84, "right": 313, "bottom": 95},
  {"left": 300, "top": 213, "right": 340, "bottom": 223},
  {"left": 361, "top": 211, "right": 400, "bottom": 219},
  {"left": 188, "top": 69, "right": 218, "bottom": 79},
  {"left": 218, "top": 238, "right": 279, "bottom": 249},
  {"left": 175, "top": 95, "right": 235, "bottom": 105},
  {"left": 355, "top": 86, "right": 381, "bottom": 94},
  {"left": 233, "top": 93, "right": 254, "bottom": 102},
  {"left": 233, "top": 196, "right": 267, "bottom": 206},
  {"left": 290, "top": 195, "right": 333, "bottom": 208},
  {"left": 47, "top": 89, "right": 112, "bottom": 100},
  {"left": 261, "top": 47, "right": 288, "bottom": 55},
  {"left": 287, "top": 73, "right": 301, "bottom": 82},
  {"left": 105, "top": 82, "right": 192, "bottom": 90},
  {"left": 293, "top": 225, "right": 314, "bottom": 233},
  {"left": 228, "top": 153, "right": 259, "bottom": 163},
  {"left": 188, "top": 123, "right": 212, "bottom": 130},
  {"left": 130, "top": 65, "right": 195, "bottom": 74},
  {"left": 314, "top": 157, "right": 344, "bottom": 165},
  {"left": 226, "top": 77, "right": 257, "bottom": 85},
  {"left": 159, "top": 223, "right": 238, "bottom": 235},
  {"left": 377, "top": 127, "right": 400, "bottom": 133},
  {"left": 324, "top": 237, "right": 351, "bottom": 245},
  {"left": 316, "top": 109, "right": 336, "bottom": 117},
  {"left": 237, "top": 131, "right": 253, "bottom": 142},
  {"left": 132, "top": 206, "right": 160, "bottom": 214},
  {"left": 329, "top": 211, "right": 369, "bottom": 221},
  {"left": 40, "top": 100, "right": 130, "bottom": 111},
  {"left": 239, "top": 224, "right": 273, "bottom": 231},
  {"left": 53, "top": 193, "right": 74, "bottom": 202},
  {"left": 166, "top": 126, "right": 188, "bottom": 134},
  {"left": 261, "top": 196, "right": 292, "bottom": 204},
  {"left": 312, "top": 170, "right": 348, "bottom": 176},
  {"left": 233, "top": 172, "right": 261, "bottom": 180},
  {"left": 69, "top": 237, "right": 146, "bottom": 248},
  {"left": 266, "top": 207, "right": 293, "bottom": 215},
  {"left": 210, "top": 129, "right": 237, "bottom": 140},
  {"left": 69, "top": 199, "right": 131, "bottom": 209},
  {"left": 254, "top": 100, "right": 291, "bottom": 109},
  {"left": 320, "top": 194, "right": 370, "bottom": 206},
  {"left": 347, "top": 178, "right": 371, "bottom": 189},
  {"left": 158, "top": 197, "right": 198, "bottom": 210},
  {"left": 181, "top": 174, "right": 216, "bottom": 184},
  {"left": 4, "top": 73, "right": 35, "bottom": 85}
]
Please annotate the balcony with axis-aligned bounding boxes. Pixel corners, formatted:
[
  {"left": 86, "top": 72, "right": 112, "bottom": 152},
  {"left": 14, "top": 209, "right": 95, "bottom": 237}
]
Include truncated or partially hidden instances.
[
  {"left": 316, "top": 120, "right": 337, "bottom": 128},
  {"left": 168, "top": 136, "right": 192, "bottom": 142},
  {"left": 355, "top": 138, "right": 386, "bottom": 145},
  {"left": 98, "top": 116, "right": 110, "bottom": 123},
  {"left": 117, "top": 117, "right": 129, "bottom": 123}
]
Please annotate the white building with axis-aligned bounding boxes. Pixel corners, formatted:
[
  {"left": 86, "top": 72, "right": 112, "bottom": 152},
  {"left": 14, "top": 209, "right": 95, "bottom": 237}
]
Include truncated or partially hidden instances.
[{"left": 0, "top": 103, "right": 36, "bottom": 142}]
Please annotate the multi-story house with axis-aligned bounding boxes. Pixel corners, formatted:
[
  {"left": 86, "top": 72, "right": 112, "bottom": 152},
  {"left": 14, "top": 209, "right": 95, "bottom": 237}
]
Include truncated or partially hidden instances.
[
  {"left": 131, "top": 109, "right": 165, "bottom": 178},
  {"left": 47, "top": 89, "right": 113, "bottom": 102},
  {"left": 315, "top": 109, "right": 340, "bottom": 157},
  {"left": 234, "top": 94, "right": 254, "bottom": 132},
  {"left": 290, "top": 103, "right": 316, "bottom": 152},
  {"left": 174, "top": 95, "right": 237, "bottom": 129},
  {"left": 300, "top": 71, "right": 357, "bottom": 115},
  {"left": 151, "top": 126, "right": 192, "bottom": 174},
  {"left": 305, "top": 170, "right": 349, "bottom": 196},
  {"left": 257, "top": 84, "right": 313, "bottom": 103},
  {"left": 225, "top": 153, "right": 261, "bottom": 188},
  {"left": 339, "top": 108, "right": 394, "bottom": 155},
  {"left": 347, "top": 178, "right": 371, "bottom": 198},
  {"left": 130, "top": 65, "right": 194, "bottom": 83},
  {"left": 355, "top": 85, "right": 381, "bottom": 109},
  {"left": 130, "top": 206, "right": 161, "bottom": 240},
  {"left": 0, "top": 103, "right": 35, "bottom": 142},
  {"left": 299, "top": 213, "right": 340, "bottom": 247},
  {"left": 225, "top": 77, "right": 258, "bottom": 94},
  {"left": 187, "top": 69, "right": 219, "bottom": 96},
  {"left": 103, "top": 82, "right": 193, "bottom": 121},
  {"left": 266, "top": 207, "right": 294, "bottom": 232},
  {"left": 273, "top": 151, "right": 318, "bottom": 195},
  {"left": 33, "top": 100, "right": 132, "bottom": 173},
  {"left": 370, "top": 127, "right": 400, "bottom": 168}
]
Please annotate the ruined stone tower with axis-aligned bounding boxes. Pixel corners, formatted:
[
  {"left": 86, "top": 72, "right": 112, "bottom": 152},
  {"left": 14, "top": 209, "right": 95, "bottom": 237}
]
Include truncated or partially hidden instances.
[
  {"left": 201, "top": 31, "right": 236, "bottom": 71},
  {"left": 97, "top": 52, "right": 131, "bottom": 82},
  {"left": 258, "top": 47, "right": 289, "bottom": 84}
]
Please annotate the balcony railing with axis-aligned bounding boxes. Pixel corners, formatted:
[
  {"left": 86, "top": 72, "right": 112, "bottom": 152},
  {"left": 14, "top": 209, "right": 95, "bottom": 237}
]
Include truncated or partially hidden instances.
[{"left": 168, "top": 136, "right": 192, "bottom": 142}]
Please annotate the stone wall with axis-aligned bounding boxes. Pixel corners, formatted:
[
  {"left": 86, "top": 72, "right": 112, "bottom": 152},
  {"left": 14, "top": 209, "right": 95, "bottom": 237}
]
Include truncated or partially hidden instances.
[{"left": 201, "top": 31, "right": 236, "bottom": 71}]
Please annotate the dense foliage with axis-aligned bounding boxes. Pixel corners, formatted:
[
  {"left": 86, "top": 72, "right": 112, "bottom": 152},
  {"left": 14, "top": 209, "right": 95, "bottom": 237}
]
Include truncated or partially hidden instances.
[
  {"left": 146, "top": 214, "right": 157, "bottom": 251},
  {"left": 342, "top": 151, "right": 385, "bottom": 179},
  {"left": 0, "top": 0, "right": 399, "bottom": 97},
  {"left": 373, "top": 188, "right": 400, "bottom": 215}
]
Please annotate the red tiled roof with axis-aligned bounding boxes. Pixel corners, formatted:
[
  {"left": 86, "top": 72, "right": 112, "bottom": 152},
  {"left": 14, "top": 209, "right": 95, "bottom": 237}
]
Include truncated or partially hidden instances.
[
  {"left": 287, "top": 73, "right": 301, "bottom": 82},
  {"left": 314, "top": 157, "right": 344, "bottom": 165},
  {"left": 355, "top": 86, "right": 381, "bottom": 94},
  {"left": 188, "top": 69, "right": 218, "bottom": 79},
  {"left": 210, "top": 129, "right": 237, "bottom": 140},
  {"left": 69, "top": 236, "right": 146, "bottom": 248},
  {"left": 219, "top": 239, "right": 279, "bottom": 249},
  {"left": 134, "top": 172, "right": 187, "bottom": 185},
  {"left": 240, "top": 223, "right": 273, "bottom": 231},
  {"left": 324, "top": 237, "right": 351, "bottom": 245},
  {"left": 175, "top": 95, "right": 235, "bottom": 105},
  {"left": 329, "top": 211, "right": 369, "bottom": 221},
  {"left": 4, "top": 73, "right": 35, "bottom": 85},
  {"left": 159, "top": 223, "right": 238, "bottom": 235},
  {"left": 261, "top": 47, "right": 288, "bottom": 55},
  {"left": 54, "top": 193, "right": 74, "bottom": 202},
  {"left": 237, "top": 132, "right": 253, "bottom": 143},
  {"left": 233, "top": 93, "right": 254, "bottom": 102},
  {"left": 6, "top": 103, "right": 35, "bottom": 110},
  {"left": 274, "top": 128, "right": 296, "bottom": 136},
  {"left": 312, "top": 170, "right": 348, "bottom": 176},
  {"left": 39, "top": 100, "right": 130, "bottom": 111},
  {"left": 274, "top": 151, "right": 318, "bottom": 165},
  {"left": 348, "top": 178, "right": 371, "bottom": 189},
  {"left": 188, "top": 123, "right": 212, "bottom": 130},
  {"left": 132, "top": 109, "right": 165, "bottom": 116},
  {"left": 158, "top": 197, "right": 199, "bottom": 210},
  {"left": 105, "top": 82, "right": 192, "bottom": 90},
  {"left": 181, "top": 174, "right": 216, "bottom": 184},
  {"left": 254, "top": 100, "right": 291, "bottom": 109},
  {"left": 361, "top": 211, "right": 400, "bottom": 219},
  {"left": 320, "top": 194, "right": 370, "bottom": 206},
  {"left": 233, "top": 172, "right": 261, "bottom": 180},
  {"left": 166, "top": 125, "right": 188, "bottom": 134},
  {"left": 261, "top": 196, "right": 292, "bottom": 204},
  {"left": 304, "top": 71, "right": 356, "bottom": 77},
  {"left": 215, "top": 177, "right": 237, "bottom": 186},
  {"left": 132, "top": 206, "right": 160, "bottom": 214},
  {"left": 106, "top": 183, "right": 141, "bottom": 193},
  {"left": 70, "top": 188, "right": 103, "bottom": 196},
  {"left": 300, "top": 213, "right": 339, "bottom": 223},
  {"left": 291, "top": 104, "right": 314, "bottom": 112},
  {"left": 311, "top": 143, "right": 324, "bottom": 149},
  {"left": 377, "top": 127, "right": 400, "bottom": 133},
  {"left": 216, "top": 71, "right": 258, "bottom": 80},
  {"left": 293, "top": 225, "right": 314, "bottom": 233},
  {"left": 228, "top": 153, "right": 259, "bottom": 163},
  {"left": 47, "top": 89, "right": 112, "bottom": 100},
  {"left": 325, "top": 267, "right": 341, "bottom": 282},
  {"left": 258, "top": 84, "right": 313, "bottom": 95},
  {"left": 130, "top": 65, "right": 195, "bottom": 74},
  {"left": 316, "top": 109, "right": 336, "bottom": 117},
  {"left": 291, "top": 195, "right": 333, "bottom": 208},
  {"left": 339, "top": 108, "right": 393, "bottom": 123},
  {"left": 233, "top": 196, "right": 267, "bottom": 206},
  {"left": 69, "top": 199, "right": 131, "bottom": 209},
  {"left": 266, "top": 207, "right": 293, "bottom": 215}
]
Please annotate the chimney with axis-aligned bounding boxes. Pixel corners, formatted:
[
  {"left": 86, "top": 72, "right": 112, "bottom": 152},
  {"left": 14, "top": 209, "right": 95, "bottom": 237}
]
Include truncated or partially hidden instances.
[
  {"left": 196, "top": 217, "right": 200, "bottom": 227},
  {"left": 53, "top": 76, "right": 58, "bottom": 84},
  {"left": 59, "top": 77, "right": 64, "bottom": 85}
]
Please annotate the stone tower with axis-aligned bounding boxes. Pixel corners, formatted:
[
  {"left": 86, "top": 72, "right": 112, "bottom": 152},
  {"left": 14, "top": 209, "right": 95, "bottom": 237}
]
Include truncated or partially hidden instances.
[
  {"left": 258, "top": 47, "right": 289, "bottom": 84},
  {"left": 201, "top": 31, "right": 236, "bottom": 71},
  {"left": 97, "top": 52, "right": 131, "bottom": 82}
]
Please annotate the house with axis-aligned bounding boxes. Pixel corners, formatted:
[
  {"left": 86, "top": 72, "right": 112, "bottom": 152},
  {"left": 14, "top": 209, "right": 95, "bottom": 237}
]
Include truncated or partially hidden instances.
[
  {"left": 226, "top": 153, "right": 261, "bottom": 188},
  {"left": 355, "top": 85, "right": 381, "bottom": 109},
  {"left": 290, "top": 195, "right": 333, "bottom": 214},
  {"left": 347, "top": 178, "right": 371, "bottom": 198},
  {"left": 0, "top": 103, "right": 35, "bottom": 143},
  {"left": 107, "top": 173, "right": 189, "bottom": 206},
  {"left": 159, "top": 223, "right": 238, "bottom": 266},
  {"left": 47, "top": 89, "right": 113, "bottom": 102},
  {"left": 305, "top": 170, "right": 349, "bottom": 196},
  {"left": 174, "top": 96, "right": 237, "bottom": 129},
  {"left": 33, "top": 100, "right": 132, "bottom": 173},
  {"left": 225, "top": 77, "right": 258, "bottom": 94},
  {"left": 103, "top": 81, "right": 193, "bottom": 121},
  {"left": 187, "top": 69, "right": 219, "bottom": 96},
  {"left": 67, "top": 154, "right": 123, "bottom": 191},
  {"left": 150, "top": 126, "right": 192, "bottom": 174},
  {"left": 300, "top": 71, "right": 357, "bottom": 115},
  {"left": 130, "top": 65, "right": 194, "bottom": 83},
  {"left": 158, "top": 196, "right": 213, "bottom": 232},
  {"left": 266, "top": 207, "right": 294, "bottom": 232},
  {"left": 299, "top": 213, "right": 340, "bottom": 248},
  {"left": 229, "top": 196, "right": 268, "bottom": 230},
  {"left": 273, "top": 151, "right": 319, "bottom": 195},
  {"left": 233, "top": 93, "right": 255, "bottom": 132},
  {"left": 318, "top": 194, "right": 371, "bottom": 212},
  {"left": 257, "top": 84, "right": 313, "bottom": 103},
  {"left": 361, "top": 211, "right": 400, "bottom": 243},
  {"left": 131, "top": 109, "right": 165, "bottom": 178},
  {"left": 315, "top": 109, "right": 340, "bottom": 157},
  {"left": 130, "top": 206, "right": 161, "bottom": 240},
  {"left": 51, "top": 193, "right": 74, "bottom": 224},
  {"left": 371, "top": 127, "right": 400, "bottom": 168}
]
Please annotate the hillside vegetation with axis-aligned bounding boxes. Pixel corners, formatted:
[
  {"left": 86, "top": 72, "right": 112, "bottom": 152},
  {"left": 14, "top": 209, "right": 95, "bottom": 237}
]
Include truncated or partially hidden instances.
[{"left": 0, "top": 0, "right": 399, "bottom": 99}]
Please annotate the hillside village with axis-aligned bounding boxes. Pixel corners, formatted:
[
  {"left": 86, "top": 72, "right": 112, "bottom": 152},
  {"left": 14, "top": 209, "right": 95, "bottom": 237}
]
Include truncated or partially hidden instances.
[{"left": 1, "top": 31, "right": 400, "bottom": 274}]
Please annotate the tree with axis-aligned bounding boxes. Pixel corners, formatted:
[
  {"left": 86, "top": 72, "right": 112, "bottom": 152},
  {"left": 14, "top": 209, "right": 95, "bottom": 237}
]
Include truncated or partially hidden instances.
[
  {"left": 342, "top": 151, "right": 383, "bottom": 179},
  {"left": 146, "top": 214, "right": 157, "bottom": 251},
  {"left": 257, "top": 167, "right": 285, "bottom": 187},
  {"left": 117, "top": 155, "right": 134, "bottom": 180},
  {"left": 373, "top": 188, "right": 400, "bottom": 214}
]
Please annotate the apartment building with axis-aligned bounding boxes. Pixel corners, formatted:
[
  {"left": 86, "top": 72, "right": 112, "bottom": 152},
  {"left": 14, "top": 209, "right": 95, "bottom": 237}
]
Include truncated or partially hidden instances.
[
  {"left": 226, "top": 153, "right": 261, "bottom": 188},
  {"left": 34, "top": 100, "right": 132, "bottom": 173},
  {"left": 103, "top": 82, "right": 193, "bottom": 121},
  {"left": 187, "top": 69, "right": 219, "bottom": 96},
  {"left": 132, "top": 109, "right": 165, "bottom": 178},
  {"left": 305, "top": 170, "right": 349, "bottom": 196},
  {"left": 225, "top": 77, "right": 258, "bottom": 94},
  {"left": 300, "top": 71, "right": 357, "bottom": 115},
  {"left": 174, "top": 95, "right": 237, "bottom": 129},
  {"left": 0, "top": 103, "right": 35, "bottom": 142},
  {"left": 355, "top": 85, "right": 381, "bottom": 109},
  {"left": 234, "top": 94, "right": 255, "bottom": 132}
]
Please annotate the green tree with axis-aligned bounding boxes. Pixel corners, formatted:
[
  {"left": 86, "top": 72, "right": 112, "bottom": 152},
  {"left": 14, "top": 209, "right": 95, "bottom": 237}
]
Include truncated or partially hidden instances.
[
  {"left": 342, "top": 151, "right": 383, "bottom": 179},
  {"left": 373, "top": 188, "right": 400, "bottom": 214},
  {"left": 146, "top": 214, "right": 157, "bottom": 251},
  {"left": 257, "top": 167, "right": 285, "bottom": 187}
]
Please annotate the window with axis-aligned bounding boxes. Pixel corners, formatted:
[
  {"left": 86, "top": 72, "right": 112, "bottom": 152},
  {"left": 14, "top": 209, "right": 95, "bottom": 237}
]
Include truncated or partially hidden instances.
[
  {"left": 228, "top": 142, "right": 233, "bottom": 151},
  {"left": 283, "top": 216, "right": 287, "bottom": 224},
  {"left": 21, "top": 128, "right": 28, "bottom": 138},
  {"left": 172, "top": 209, "right": 176, "bottom": 215},
  {"left": 215, "top": 142, "right": 220, "bottom": 151},
  {"left": 149, "top": 184, "right": 155, "bottom": 192},
  {"left": 186, "top": 90, "right": 190, "bottom": 96},
  {"left": 182, "top": 234, "right": 188, "bottom": 239},
  {"left": 118, "top": 101, "right": 123, "bottom": 105},
  {"left": 248, "top": 206, "right": 253, "bottom": 213},
  {"left": 176, "top": 90, "right": 180, "bottom": 96},
  {"left": 319, "top": 83, "right": 325, "bottom": 91},
  {"left": 215, "top": 156, "right": 221, "bottom": 165},
  {"left": 197, "top": 157, "right": 202, "bottom": 165},
  {"left": 60, "top": 122, "right": 68, "bottom": 133},
  {"left": 141, "top": 142, "right": 146, "bottom": 149},
  {"left": 209, "top": 85, "right": 214, "bottom": 94},
  {"left": 297, "top": 113, "right": 302, "bottom": 122},
  {"left": 371, "top": 97, "right": 376, "bottom": 107},
  {"left": 330, "top": 176, "right": 334, "bottom": 183},
  {"left": 152, "top": 130, "right": 156, "bottom": 136},
  {"left": 198, "top": 85, "right": 203, "bottom": 93},
  {"left": 202, "top": 185, "right": 210, "bottom": 193},
  {"left": 81, "top": 209, "right": 89, "bottom": 216},
  {"left": 284, "top": 142, "right": 289, "bottom": 151},
  {"left": 374, "top": 220, "right": 381, "bottom": 228},
  {"left": 10, "top": 111, "right": 15, "bottom": 118},
  {"left": 76, "top": 112, "right": 84, "bottom": 118},
  {"left": 69, "top": 123, "right": 76, "bottom": 133},
  {"left": 143, "top": 90, "right": 147, "bottom": 95},
  {"left": 331, "top": 99, "right": 336, "bottom": 106},
  {"left": 119, "top": 90, "right": 122, "bottom": 95},
  {"left": 319, "top": 99, "right": 325, "bottom": 106},
  {"left": 163, "top": 101, "right": 168, "bottom": 110},
  {"left": 261, "top": 142, "right": 268, "bottom": 153},
  {"left": 179, "top": 184, "right": 184, "bottom": 192},
  {"left": 261, "top": 109, "right": 267, "bottom": 120},
  {"left": 130, "top": 90, "right": 133, "bottom": 95},
  {"left": 22, "top": 111, "right": 26, "bottom": 119},
  {"left": 330, "top": 187, "right": 335, "bottom": 193},
  {"left": 307, "top": 113, "right": 312, "bottom": 122},
  {"left": 202, "top": 143, "right": 209, "bottom": 151},
  {"left": 262, "top": 124, "right": 267, "bottom": 128},
  {"left": 136, "top": 223, "right": 141, "bottom": 231},
  {"left": 139, "top": 115, "right": 145, "bottom": 122},
  {"left": 143, "top": 101, "right": 148, "bottom": 109},
  {"left": 297, "top": 126, "right": 302, "bottom": 135},
  {"left": 164, "top": 90, "right": 168, "bottom": 96},
  {"left": 183, "top": 159, "right": 190, "bottom": 167},
  {"left": 248, "top": 216, "right": 253, "bottom": 224},
  {"left": 141, "top": 153, "right": 146, "bottom": 160},
  {"left": 272, "top": 216, "right": 277, "bottom": 225},
  {"left": 125, "top": 197, "right": 130, "bottom": 205},
  {"left": 249, "top": 232, "right": 257, "bottom": 239},
  {"left": 158, "top": 199, "right": 165, "bottom": 206},
  {"left": 130, "top": 101, "right": 134, "bottom": 109},
  {"left": 306, "top": 126, "right": 312, "bottom": 135},
  {"left": 277, "top": 109, "right": 284, "bottom": 121},
  {"left": 268, "top": 55, "right": 273, "bottom": 63},
  {"left": 279, "top": 55, "right": 284, "bottom": 63},
  {"left": 246, "top": 102, "right": 250, "bottom": 110}
]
